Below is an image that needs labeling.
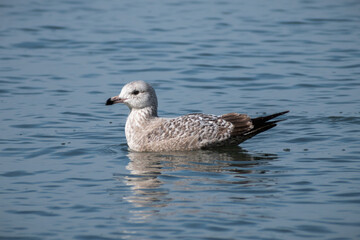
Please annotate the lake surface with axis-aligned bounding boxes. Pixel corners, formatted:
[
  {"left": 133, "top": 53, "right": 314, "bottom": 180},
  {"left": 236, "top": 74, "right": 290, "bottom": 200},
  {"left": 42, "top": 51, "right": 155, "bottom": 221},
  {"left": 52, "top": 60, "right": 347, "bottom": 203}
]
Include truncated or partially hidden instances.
[{"left": 1, "top": 0, "right": 360, "bottom": 239}]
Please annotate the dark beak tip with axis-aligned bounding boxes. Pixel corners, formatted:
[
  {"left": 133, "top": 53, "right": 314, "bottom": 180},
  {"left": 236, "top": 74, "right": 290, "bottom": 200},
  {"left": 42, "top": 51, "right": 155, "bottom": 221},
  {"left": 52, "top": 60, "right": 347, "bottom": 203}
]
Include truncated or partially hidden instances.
[{"left": 105, "top": 98, "right": 114, "bottom": 105}]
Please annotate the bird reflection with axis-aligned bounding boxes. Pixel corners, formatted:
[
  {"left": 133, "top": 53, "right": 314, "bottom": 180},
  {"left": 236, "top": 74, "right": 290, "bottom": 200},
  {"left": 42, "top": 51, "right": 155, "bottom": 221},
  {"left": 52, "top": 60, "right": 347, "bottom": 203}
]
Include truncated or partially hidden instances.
[{"left": 117, "top": 147, "right": 277, "bottom": 214}]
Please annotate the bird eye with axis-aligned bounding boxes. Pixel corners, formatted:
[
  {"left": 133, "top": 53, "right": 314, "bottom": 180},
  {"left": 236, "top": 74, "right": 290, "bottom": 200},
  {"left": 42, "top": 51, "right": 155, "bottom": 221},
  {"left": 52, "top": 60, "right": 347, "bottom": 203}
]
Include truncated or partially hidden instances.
[{"left": 132, "top": 90, "right": 140, "bottom": 95}]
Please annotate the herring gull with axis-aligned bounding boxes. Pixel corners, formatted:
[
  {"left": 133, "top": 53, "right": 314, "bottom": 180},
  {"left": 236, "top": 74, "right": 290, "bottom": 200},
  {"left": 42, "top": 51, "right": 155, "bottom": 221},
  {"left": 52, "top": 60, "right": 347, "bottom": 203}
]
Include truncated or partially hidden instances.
[{"left": 106, "top": 80, "right": 288, "bottom": 152}]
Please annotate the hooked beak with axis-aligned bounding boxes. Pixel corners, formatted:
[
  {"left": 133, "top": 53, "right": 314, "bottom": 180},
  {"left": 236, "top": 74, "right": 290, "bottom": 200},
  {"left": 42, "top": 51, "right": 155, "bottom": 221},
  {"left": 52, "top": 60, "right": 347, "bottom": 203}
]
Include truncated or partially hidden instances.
[{"left": 106, "top": 96, "right": 125, "bottom": 105}]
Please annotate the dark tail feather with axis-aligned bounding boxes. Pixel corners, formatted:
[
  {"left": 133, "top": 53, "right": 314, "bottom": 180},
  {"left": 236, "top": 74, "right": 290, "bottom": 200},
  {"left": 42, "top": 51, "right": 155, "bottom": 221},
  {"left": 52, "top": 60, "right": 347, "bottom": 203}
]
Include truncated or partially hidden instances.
[
  {"left": 251, "top": 110, "right": 289, "bottom": 127},
  {"left": 244, "top": 110, "right": 289, "bottom": 139}
]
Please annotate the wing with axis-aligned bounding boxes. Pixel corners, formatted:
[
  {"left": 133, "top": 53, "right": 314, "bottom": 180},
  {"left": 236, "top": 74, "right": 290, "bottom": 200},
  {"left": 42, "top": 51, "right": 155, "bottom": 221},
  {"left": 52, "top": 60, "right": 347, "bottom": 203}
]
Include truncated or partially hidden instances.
[
  {"left": 221, "top": 111, "right": 289, "bottom": 145},
  {"left": 146, "top": 113, "right": 251, "bottom": 149},
  {"left": 221, "top": 113, "right": 254, "bottom": 136},
  {"left": 143, "top": 111, "right": 287, "bottom": 151}
]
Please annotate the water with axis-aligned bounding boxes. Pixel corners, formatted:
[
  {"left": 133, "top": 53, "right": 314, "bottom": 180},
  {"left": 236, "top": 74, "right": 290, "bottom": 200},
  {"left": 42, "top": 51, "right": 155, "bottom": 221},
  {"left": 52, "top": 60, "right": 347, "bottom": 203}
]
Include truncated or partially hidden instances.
[{"left": 1, "top": 0, "right": 360, "bottom": 239}]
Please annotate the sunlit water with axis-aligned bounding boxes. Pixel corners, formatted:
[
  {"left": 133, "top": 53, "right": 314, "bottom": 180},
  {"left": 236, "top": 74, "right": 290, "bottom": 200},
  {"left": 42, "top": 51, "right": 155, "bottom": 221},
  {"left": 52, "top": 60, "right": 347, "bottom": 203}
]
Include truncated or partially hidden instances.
[{"left": 1, "top": 0, "right": 360, "bottom": 239}]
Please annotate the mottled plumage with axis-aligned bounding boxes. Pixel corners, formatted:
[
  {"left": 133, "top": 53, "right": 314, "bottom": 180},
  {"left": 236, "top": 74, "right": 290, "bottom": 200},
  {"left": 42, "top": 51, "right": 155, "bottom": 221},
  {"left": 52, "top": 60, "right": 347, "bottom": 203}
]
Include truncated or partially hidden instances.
[{"left": 106, "top": 80, "right": 288, "bottom": 152}]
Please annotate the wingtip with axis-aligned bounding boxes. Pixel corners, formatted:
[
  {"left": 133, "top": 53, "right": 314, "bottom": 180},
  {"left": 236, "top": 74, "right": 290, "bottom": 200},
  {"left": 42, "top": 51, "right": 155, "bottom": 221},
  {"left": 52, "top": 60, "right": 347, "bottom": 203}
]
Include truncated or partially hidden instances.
[
  {"left": 252, "top": 110, "right": 289, "bottom": 125},
  {"left": 244, "top": 122, "right": 277, "bottom": 136},
  {"left": 270, "top": 110, "right": 290, "bottom": 118}
]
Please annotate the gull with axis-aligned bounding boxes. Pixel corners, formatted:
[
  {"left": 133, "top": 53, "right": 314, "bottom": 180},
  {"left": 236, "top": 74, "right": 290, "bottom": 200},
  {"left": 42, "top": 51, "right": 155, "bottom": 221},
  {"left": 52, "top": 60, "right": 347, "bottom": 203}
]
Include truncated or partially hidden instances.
[{"left": 106, "top": 80, "right": 288, "bottom": 152}]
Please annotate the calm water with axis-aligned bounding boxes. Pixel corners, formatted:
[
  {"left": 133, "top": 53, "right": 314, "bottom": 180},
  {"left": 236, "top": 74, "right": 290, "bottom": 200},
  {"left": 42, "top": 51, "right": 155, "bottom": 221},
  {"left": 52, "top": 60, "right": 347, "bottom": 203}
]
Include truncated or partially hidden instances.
[{"left": 1, "top": 0, "right": 360, "bottom": 239}]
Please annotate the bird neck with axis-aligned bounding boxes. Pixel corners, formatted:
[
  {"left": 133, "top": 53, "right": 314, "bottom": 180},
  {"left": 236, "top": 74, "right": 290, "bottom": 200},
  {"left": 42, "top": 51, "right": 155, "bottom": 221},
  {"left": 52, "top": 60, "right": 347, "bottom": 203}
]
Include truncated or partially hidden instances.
[
  {"left": 128, "top": 106, "right": 158, "bottom": 125},
  {"left": 125, "top": 106, "right": 158, "bottom": 146}
]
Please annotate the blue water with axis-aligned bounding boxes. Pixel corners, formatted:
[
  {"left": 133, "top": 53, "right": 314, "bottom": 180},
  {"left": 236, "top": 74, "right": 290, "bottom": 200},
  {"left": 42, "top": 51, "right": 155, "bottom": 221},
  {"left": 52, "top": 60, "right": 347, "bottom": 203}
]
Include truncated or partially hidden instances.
[{"left": 1, "top": 0, "right": 360, "bottom": 239}]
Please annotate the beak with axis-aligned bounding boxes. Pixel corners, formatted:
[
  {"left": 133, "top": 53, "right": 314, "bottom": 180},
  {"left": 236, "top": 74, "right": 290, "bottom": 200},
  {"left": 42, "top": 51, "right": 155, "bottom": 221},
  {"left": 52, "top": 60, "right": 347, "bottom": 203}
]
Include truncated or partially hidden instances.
[{"left": 106, "top": 96, "right": 125, "bottom": 105}]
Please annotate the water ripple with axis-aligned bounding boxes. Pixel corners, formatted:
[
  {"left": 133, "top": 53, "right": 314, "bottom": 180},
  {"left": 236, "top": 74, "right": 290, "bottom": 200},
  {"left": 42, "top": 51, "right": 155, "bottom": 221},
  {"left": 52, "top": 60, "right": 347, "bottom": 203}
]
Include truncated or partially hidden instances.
[{"left": 7, "top": 210, "right": 59, "bottom": 217}]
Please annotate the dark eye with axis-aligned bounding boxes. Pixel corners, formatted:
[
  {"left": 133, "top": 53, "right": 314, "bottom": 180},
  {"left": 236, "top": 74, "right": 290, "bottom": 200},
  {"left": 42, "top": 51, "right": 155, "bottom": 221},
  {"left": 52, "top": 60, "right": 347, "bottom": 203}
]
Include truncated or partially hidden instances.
[{"left": 132, "top": 90, "right": 140, "bottom": 95}]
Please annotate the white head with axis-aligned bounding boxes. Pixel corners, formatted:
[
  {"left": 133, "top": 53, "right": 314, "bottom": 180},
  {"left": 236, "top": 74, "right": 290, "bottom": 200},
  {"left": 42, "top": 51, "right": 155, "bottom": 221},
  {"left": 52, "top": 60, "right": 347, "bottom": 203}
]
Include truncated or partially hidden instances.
[{"left": 106, "top": 81, "right": 158, "bottom": 112}]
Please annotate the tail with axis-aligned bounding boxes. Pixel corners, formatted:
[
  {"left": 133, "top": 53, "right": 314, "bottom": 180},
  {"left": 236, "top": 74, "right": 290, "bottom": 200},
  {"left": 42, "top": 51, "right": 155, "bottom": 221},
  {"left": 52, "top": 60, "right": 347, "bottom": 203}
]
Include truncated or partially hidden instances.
[{"left": 244, "top": 110, "right": 289, "bottom": 138}]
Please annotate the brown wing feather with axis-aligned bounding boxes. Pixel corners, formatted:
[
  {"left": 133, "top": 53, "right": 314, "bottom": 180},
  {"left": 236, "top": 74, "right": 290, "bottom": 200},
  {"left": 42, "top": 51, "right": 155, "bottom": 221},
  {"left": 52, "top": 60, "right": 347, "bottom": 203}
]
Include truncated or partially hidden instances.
[
  {"left": 221, "top": 113, "right": 254, "bottom": 136},
  {"left": 219, "top": 111, "right": 289, "bottom": 146}
]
